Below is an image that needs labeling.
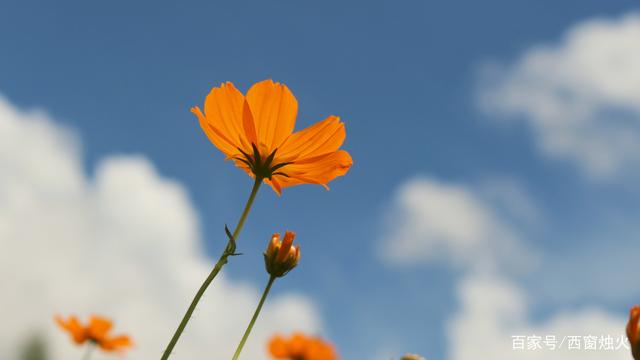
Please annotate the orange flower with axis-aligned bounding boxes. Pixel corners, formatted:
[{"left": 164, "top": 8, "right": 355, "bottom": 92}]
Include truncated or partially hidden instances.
[
  {"left": 55, "top": 315, "right": 133, "bottom": 353},
  {"left": 191, "top": 80, "right": 353, "bottom": 195},
  {"left": 628, "top": 305, "right": 640, "bottom": 359},
  {"left": 264, "top": 231, "right": 300, "bottom": 278},
  {"left": 268, "top": 332, "right": 338, "bottom": 360}
]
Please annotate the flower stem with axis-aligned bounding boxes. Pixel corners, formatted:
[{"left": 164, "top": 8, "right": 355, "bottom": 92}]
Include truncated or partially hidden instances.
[
  {"left": 160, "top": 177, "right": 263, "bottom": 360},
  {"left": 81, "top": 343, "right": 94, "bottom": 360},
  {"left": 232, "top": 275, "right": 276, "bottom": 360}
]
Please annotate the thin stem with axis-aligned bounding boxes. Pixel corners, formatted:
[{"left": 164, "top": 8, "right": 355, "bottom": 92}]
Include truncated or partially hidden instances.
[
  {"left": 81, "top": 343, "right": 94, "bottom": 360},
  {"left": 232, "top": 276, "right": 276, "bottom": 360},
  {"left": 232, "top": 177, "right": 262, "bottom": 242},
  {"left": 160, "top": 177, "right": 263, "bottom": 360}
]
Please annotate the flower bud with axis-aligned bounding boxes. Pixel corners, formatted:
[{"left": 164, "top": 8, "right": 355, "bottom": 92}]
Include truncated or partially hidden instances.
[
  {"left": 264, "top": 231, "right": 300, "bottom": 278},
  {"left": 401, "top": 354, "right": 426, "bottom": 360},
  {"left": 628, "top": 305, "right": 640, "bottom": 360}
]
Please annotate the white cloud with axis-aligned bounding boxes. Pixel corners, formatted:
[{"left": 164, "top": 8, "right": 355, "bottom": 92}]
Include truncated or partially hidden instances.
[
  {"left": 447, "top": 274, "right": 629, "bottom": 360},
  {"left": 479, "top": 12, "right": 640, "bottom": 179},
  {"left": 0, "top": 95, "right": 322, "bottom": 360},
  {"left": 378, "top": 177, "right": 534, "bottom": 272},
  {"left": 378, "top": 176, "right": 630, "bottom": 359}
]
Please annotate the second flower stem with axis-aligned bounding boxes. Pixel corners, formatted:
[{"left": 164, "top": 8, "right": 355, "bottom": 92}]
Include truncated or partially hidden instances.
[
  {"left": 160, "top": 177, "right": 263, "bottom": 360},
  {"left": 82, "top": 343, "right": 94, "bottom": 360},
  {"left": 231, "top": 275, "right": 276, "bottom": 360}
]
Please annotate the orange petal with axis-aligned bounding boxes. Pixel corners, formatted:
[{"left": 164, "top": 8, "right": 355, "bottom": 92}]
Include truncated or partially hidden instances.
[
  {"left": 270, "top": 150, "right": 352, "bottom": 192},
  {"left": 242, "top": 100, "right": 258, "bottom": 146},
  {"left": 278, "top": 115, "right": 345, "bottom": 161},
  {"left": 319, "top": 341, "right": 339, "bottom": 360},
  {"left": 267, "top": 233, "right": 281, "bottom": 255},
  {"left": 276, "top": 231, "right": 295, "bottom": 262},
  {"left": 192, "top": 106, "right": 238, "bottom": 158},
  {"left": 99, "top": 335, "right": 133, "bottom": 352},
  {"left": 265, "top": 175, "right": 302, "bottom": 194},
  {"left": 246, "top": 80, "right": 298, "bottom": 149},
  {"left": 288, "top": 333, "right": 308, "bottom": 356},
  {"left": 55, "top": 315, "right": 88, "bottom": 344},
  {"left": 306, "top": 337, "right": 338, "bottom": 360},
  {"left": 87, "top": 315, "right": 113, "bottom": 340},
  {"left": 195, "top": 82, "right": 253, "bottom": 156},
  {"left": 268, "top": 335, "right": 289, "bottom": 358},
  {"left": 264, "top": 177, "right": 284, "bottom": 196}
]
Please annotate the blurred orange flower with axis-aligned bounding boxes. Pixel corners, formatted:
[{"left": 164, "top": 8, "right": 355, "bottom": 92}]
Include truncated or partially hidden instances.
[
  {"left": 268, "top": 332, "right": 338, "bottom": 360},
  {"left": 192, "top": 80, "right": 353, "bottom": 195},
  {"left": 55, "top": 315, "right": 133, "bottom": 352},
  {"left": 628, "top": 305, "right": 640, "bottom": 359}
]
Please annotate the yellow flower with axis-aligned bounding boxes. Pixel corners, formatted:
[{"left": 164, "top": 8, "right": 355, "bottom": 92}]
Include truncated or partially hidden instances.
[
  {"left": 191, "top": 80, "right": 353, "bottom": 195},
  {"left": 55, "top": 314, "right": 133, "bottom": 353},
  {"left": 264, "top": 231, "right": 300, "bottom": 277},
  {"left": 628, "top": 305, "right": 640, "bottom": 359}
]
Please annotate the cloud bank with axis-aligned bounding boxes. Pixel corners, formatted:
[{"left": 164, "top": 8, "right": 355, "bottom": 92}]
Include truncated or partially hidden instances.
[
  {"left": 0, "top": 96, "right": 322, "bottom": 359},
  {"left": 378, "top": 177, "right": 534, "bottom": 272},
  {"left": 479, "top": 12, "right": 640, "bottom": 179},
  {"left": 448, "top": 274, "right": 628, "bottom": 360},
  {"left": 379, "top": 176, "right": 628, "bottom": 359}
]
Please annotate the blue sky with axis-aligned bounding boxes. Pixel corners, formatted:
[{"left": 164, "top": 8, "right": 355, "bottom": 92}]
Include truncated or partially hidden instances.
[{"left": 2, "top": 1, "right": 640, "bottom": 359}]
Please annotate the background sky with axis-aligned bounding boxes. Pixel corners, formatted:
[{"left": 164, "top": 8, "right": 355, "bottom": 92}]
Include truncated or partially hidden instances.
[{"left": 1, "top": 1, "right": 640, "bottom": 359}]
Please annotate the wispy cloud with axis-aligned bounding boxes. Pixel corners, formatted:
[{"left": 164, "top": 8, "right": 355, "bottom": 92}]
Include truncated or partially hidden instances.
[
  {"left": 447, "top": 274, "right": 627, "bottom": 360},
  {"left": 478, "top": 12, "right": 640, "bottom": 179},
  {"left": 377, "top": 175, "right": 629, "bottom": 359},
  {"left": 377, "top": 176, "right": 535, "bottom": 272}
]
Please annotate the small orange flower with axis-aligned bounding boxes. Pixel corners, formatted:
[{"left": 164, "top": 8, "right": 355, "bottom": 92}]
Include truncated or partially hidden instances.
[
  {"left": 55, "top": 315, "right": 133, "bottom": 353},
  {"left": 192, "top": 80, "right": 353, "bottom": 195},
  {"left": 268, "top": 332, "right": 338, "bottom": 360},
  {"left": 264, "top": 231, "right": 300, "bottom": 278},
  {"left": 628, "top": 305, "right": 640, "bottom": 359}
]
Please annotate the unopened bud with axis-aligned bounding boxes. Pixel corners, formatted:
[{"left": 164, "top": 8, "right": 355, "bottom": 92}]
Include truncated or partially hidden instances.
[
  {"left": 401, "top": 354, "right": 425, "bottom": 360},
  {"left": 264, "top": 231, "right": 300, "bottom": 278}
]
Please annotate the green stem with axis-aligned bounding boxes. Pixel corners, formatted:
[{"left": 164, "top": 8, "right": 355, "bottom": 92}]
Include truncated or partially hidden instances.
[
  {"left": 81, "top": 343, "right": 94, "bottom": 360},
  {"left": 160, "top": 177, "right": 263, "bottom": 360},
  {"left": 232, "top": 276, "right": 276, "bottom": 360}
]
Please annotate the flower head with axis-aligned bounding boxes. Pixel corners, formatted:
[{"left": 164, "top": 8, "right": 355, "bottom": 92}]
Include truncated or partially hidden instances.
[
  {"left": 268, "top": 332, "right": 338, "bottom": 360},
  {"left": 191, "top": 80, "right": 353, "bottom": 195},
  {"left": 628, "top": 305, "right": 640, "bottom": 359},
  {"left": 264, "top": 231, "right": 300, "bottom": 278},
  {"left": 55, "top": 315, "right": 133, "bottom": 352}
]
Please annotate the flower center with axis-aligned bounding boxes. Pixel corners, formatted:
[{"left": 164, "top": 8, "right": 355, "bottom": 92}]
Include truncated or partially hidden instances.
[{"left": 236, "top": 143, "right": 292, "bottom": 180}]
